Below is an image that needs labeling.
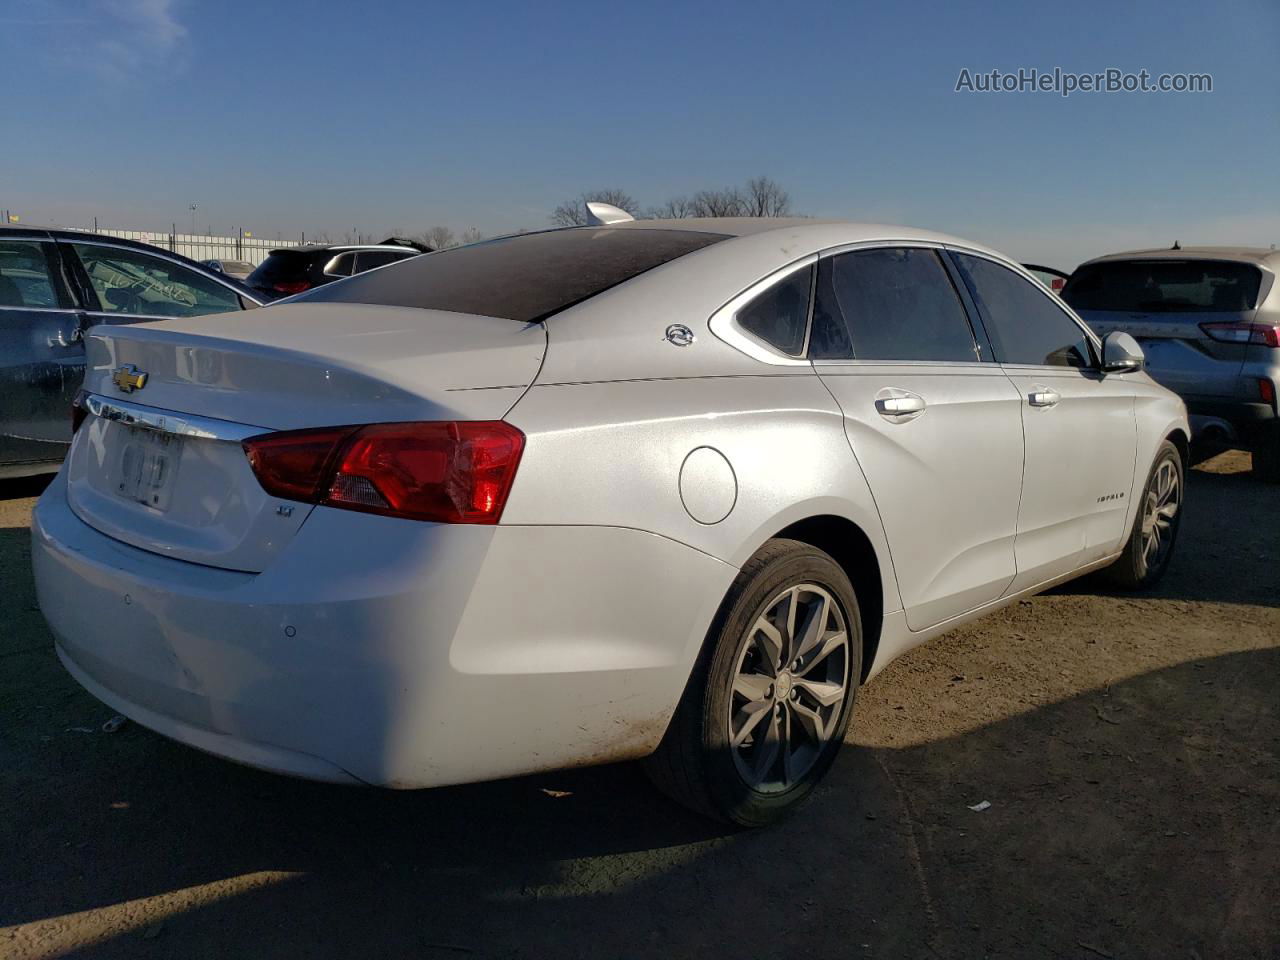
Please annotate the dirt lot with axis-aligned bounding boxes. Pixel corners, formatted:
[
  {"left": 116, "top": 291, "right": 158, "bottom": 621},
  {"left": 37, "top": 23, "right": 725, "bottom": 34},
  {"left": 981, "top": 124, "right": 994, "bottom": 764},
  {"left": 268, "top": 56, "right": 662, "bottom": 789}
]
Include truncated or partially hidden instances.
[{"left": 1, "top": 452, "right": 1277, "bottom": 960}]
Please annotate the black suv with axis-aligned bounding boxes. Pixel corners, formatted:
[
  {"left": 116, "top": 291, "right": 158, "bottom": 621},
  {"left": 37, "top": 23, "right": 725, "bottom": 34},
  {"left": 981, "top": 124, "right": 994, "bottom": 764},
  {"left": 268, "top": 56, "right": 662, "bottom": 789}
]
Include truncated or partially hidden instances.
[{"left": 246, "top": 238, "right": 430, "bottom": 300}]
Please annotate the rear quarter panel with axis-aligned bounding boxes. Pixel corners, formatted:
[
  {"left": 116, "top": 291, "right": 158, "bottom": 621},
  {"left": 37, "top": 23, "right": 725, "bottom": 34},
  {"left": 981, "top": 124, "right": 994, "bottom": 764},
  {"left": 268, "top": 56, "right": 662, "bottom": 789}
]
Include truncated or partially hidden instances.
[{"left": 501, "top": 373, "right": 902, "bottom": 620}]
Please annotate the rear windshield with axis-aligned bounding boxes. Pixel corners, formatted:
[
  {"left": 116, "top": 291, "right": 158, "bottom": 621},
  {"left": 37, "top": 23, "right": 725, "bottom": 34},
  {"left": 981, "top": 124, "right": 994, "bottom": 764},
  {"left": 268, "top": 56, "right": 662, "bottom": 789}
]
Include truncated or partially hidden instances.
[
  {"left": 246, "top": 250, "right": 315, "bottom": 285},
  {"left": 294, "top": 227, "right": 730, "bottom": 322},
  {"left": 1063, "top": 259, "right": 1264, "bottom": 313}
]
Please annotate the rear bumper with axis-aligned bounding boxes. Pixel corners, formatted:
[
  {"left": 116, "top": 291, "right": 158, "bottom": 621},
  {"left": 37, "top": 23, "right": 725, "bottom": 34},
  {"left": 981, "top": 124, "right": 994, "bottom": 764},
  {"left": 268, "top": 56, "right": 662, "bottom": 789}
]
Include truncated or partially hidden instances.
[
  {"left": 32, "top": 472, "right": 735, "bottom": 788},
  {"left": 1184, "top": 399, "right": 1277, "bottom": 446}
]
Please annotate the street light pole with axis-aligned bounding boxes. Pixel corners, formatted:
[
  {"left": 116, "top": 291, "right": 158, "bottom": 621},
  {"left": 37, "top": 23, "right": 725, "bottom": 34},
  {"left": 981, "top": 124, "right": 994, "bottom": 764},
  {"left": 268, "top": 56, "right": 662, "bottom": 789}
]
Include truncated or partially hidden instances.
[{"left": 189, "top": 204, "right": 196, "bottom": 236}]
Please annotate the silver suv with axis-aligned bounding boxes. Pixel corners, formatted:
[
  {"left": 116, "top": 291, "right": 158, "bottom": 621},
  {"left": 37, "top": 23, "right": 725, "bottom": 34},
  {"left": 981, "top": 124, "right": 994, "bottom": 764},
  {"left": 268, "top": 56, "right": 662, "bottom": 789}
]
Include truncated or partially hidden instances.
[{"left": 1065, "top": 247, "right": 1280, "bottom": 481}]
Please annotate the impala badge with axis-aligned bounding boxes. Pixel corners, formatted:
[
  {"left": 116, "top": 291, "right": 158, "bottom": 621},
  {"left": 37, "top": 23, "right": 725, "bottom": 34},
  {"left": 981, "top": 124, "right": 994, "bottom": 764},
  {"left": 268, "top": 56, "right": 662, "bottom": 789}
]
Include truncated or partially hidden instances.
[{"left": 112, "top": 364, "right": 148, "bottom": 393}]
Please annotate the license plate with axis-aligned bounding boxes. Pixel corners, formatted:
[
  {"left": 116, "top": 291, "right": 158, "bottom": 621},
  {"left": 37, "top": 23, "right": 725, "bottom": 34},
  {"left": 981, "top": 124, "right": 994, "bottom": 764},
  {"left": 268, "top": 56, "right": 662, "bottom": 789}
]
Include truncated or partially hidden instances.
[{"left": 117, "top": 427, "right": 183, "bottom": 511}]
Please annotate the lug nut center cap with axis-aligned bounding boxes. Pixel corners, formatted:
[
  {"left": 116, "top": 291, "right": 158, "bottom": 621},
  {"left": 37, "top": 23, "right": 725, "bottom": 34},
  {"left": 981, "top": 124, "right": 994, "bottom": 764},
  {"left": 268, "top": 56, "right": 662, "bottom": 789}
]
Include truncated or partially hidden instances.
[{"left": 775, "top": 672, "right": 793, "bottom": 699}]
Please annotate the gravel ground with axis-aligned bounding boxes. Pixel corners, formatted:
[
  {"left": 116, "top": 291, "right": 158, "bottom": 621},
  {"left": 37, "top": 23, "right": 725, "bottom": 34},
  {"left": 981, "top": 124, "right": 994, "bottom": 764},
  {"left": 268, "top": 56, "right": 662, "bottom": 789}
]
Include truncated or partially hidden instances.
[{"left": 1, "top": 451, "right": 1277, "bottom": 960}]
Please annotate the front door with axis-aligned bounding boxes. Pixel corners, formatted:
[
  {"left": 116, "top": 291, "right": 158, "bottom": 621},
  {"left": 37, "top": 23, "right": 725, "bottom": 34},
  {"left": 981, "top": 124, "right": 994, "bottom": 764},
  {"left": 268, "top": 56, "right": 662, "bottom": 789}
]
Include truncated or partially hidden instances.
[
  {"left": 0, "top": 237, "right": 85, "bottom": 472},
  {"left": 949, "top": 252, "right": 1138, "bottom": 592},
  {"left": 809, "top": 246, "right": 1025, "bottom": 631}
]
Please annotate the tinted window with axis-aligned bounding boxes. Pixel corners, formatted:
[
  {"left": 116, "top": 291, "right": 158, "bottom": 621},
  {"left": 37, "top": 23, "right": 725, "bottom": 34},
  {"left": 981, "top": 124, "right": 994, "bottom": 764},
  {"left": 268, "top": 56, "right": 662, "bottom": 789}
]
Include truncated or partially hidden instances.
[
  {"left": 246, "top": 250, "right": 316, "bottom": 288},
  {"left": 73, "top": 243, "right": 241, "bottom": 318},
  {"left": 0, "top": 240, "right": 63, "bottom": 308},
  {"left": 297, "top": 228, "right": 729, "bottom": 322},
  {"left": 355, "top": 250, "right": 412, "bottom": 272},
  {"left": 323, "top": 252, "right": 356, "bottom": 277},
  {"left": 737, "top": 265, "right": 812, "bottom": 355},
  {"left": 811, "top": 248, "right": 978, "bottom": 362},
  {"left": 1063, "top": 259, "right": 1263, "bottom": 313},
  {"left": 953, "top": 253, "right": 1094, "bottom": 368}
]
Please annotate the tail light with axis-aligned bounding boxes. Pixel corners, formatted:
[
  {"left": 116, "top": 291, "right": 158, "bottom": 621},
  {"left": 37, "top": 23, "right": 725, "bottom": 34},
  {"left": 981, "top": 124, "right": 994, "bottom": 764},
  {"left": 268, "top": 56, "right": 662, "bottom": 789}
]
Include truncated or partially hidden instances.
[
  {"left": 272, "top": 280, "right": 311, "bottom": 295},
  {"left": 242, "top": 421, "right": 525, "bottom": 524},
  {"left": 1260, "top": 378, "right": 1277, "bottom": 409},
  {"left": 1199, "top": 321, "right": 1280, "bottom": 348}
]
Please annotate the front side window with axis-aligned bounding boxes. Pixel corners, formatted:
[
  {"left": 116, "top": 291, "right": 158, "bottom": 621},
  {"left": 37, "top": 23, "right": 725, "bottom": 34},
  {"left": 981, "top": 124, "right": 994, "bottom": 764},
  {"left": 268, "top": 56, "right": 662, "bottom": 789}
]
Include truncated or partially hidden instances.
[
  {"left": 736, "top": 264, "right": 813, "bottom": 356},
  {"left": 810, "top": 247, "right": 979, "bottom": 362},
  {"left": 0, "top": 240, "right": 65, "bottom": 309},
  {"left": 953, "top": 253, "right": 1094, "bottom": 368},
  {"left": 72, "top": 244, "right": 241, "bottom": 318}
]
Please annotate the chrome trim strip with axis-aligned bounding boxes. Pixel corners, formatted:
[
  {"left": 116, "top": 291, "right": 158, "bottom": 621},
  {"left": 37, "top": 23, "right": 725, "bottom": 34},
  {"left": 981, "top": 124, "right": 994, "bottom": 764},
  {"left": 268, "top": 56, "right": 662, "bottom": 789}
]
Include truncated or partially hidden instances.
[
  {"left": 0, "top": 304, "right": 81, "bottom": 314},
  {"left": 82, "top": 393, "right": 269, "bottom": 442}
]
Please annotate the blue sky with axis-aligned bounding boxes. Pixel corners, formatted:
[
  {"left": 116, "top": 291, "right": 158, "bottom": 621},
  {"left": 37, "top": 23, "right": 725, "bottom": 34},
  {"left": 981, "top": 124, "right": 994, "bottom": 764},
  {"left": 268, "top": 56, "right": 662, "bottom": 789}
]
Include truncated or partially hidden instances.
[{"left": 1, "top": 0, "right": 1277, "bottom": 267}]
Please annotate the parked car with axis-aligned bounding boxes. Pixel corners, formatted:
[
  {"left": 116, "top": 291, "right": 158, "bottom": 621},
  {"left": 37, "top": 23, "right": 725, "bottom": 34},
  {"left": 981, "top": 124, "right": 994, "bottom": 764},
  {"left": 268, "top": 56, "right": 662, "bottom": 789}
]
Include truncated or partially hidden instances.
[
  {"left": 0, "top": 226, "right": 263, "bottom": 478},
  {"left": 1063, "top": 247, "right": 1279, "bottom": 481},
  {"left": 245, "top": 238, "right": 429, "bottom": 300},
  {"left": 32, "top": 218, "right": 1187, "bottom": 825},
  {"left": 201, "top": 259, "right": 256, "bottom": 281},
  {"left": 1024, "top": 263, "right": 1070, "bottom": 294}
]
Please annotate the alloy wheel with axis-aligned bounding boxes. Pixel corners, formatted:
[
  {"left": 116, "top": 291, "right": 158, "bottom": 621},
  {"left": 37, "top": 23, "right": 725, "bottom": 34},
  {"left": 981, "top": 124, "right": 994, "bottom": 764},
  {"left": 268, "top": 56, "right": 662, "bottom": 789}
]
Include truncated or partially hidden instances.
[
  {"left": 1140, "top": 457, "right": 1180, "bottom": 574},
  {"left": 728, "top": 583, "right": 851, "bottom": 792}
]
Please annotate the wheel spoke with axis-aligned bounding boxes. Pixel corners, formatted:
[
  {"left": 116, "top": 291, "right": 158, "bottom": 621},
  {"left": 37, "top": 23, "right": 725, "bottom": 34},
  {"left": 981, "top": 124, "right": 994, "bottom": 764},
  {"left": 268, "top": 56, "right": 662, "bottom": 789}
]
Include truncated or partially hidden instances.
[
  {"left": 733, "top": 672, "right": 773, "bottom": 702},
  {"left": 780, "top": 707, "right": 797, "bottom": 785},
  {"left": 782, "top": 587, "right": 800, "bottom": 661},
  {"left": 790, "top": 697, "right": 828, "bottom": 743},
  {"left": 792, "top": 594, "right": 829, "bottom": 665},
  {"left": 753, "top": 619, "right": 784, "bottom": 674},
  {"left": 794, "top": 677, "right": 844, "bottom": 707},
  {"left": 1157, "top": 501, "right": 1178, "bottom": 520},
  {"left": 794, "top": 631, "right": 847, "bottom": 678},
  {"left": 752, "top": 709, "right": 782, "bottom": 781},
  {"left": 731, "top": 700, "right": 771, "bottom": 747}
]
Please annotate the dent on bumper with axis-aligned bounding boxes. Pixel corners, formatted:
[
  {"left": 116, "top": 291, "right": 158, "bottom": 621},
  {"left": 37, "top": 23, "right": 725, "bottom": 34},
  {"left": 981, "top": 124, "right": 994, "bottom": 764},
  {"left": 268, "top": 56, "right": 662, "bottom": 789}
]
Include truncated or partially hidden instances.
[{"left": 32, "top": 473, "right": 736, "bottom": 788}]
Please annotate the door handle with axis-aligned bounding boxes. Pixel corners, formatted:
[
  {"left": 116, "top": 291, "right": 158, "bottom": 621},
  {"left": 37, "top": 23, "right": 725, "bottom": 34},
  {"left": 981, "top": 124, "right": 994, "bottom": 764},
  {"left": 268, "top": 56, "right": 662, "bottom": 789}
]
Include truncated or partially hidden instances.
[
  {"left": 47, "top": 327, "right": 83, "bottom": 348},
  {"left": 874, "top": 393, "right": 926, "bottom": 420},
  {"left": 1028, "top": 389, "right": 1061, "bottom": 408}
]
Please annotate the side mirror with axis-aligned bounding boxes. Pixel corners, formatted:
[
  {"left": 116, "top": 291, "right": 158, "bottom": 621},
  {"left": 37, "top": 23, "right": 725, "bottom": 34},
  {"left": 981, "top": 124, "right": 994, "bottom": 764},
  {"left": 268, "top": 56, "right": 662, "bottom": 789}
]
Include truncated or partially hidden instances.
[{"left": 1102, "top": 331, "right": 1144, "bottom": 374}]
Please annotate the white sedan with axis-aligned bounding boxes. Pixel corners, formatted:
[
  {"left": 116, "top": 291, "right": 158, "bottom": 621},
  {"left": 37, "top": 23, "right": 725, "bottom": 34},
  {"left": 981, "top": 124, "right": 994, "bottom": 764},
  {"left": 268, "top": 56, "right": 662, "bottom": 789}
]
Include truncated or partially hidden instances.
[{"left": 32, "top": 214, "right": 1188, "bottom": 825}]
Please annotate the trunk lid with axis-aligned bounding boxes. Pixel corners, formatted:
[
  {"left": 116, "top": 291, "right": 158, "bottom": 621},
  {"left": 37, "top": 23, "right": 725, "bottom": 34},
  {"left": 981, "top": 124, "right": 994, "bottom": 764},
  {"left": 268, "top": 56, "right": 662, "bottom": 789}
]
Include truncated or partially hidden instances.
[{"left": 66, "top": 303, "right": 544, "bottom": 571}]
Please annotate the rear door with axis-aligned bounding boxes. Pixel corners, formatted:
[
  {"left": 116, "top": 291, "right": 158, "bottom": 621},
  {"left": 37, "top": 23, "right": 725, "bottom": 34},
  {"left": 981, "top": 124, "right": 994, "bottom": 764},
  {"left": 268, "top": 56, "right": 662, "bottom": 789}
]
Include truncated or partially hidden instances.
[
  {"left": 0, "top": 236, "right": 86, "bottom": 470},
  {"left": 950, "top": 252, "right": 1137, "bottom": 590},
  {"left": 1064, "top": 258, "right": 1265, "bottom": 403},
  {"left": 809, "top": 245, "right": 1024, "bottom": 631}
]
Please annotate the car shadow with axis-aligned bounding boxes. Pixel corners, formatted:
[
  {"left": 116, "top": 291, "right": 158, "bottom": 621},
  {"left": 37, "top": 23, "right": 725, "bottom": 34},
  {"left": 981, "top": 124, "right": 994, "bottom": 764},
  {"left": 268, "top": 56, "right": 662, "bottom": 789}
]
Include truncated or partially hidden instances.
[
  {"left": 1053, "top": 458, "right": 1279, "bottom": 609},
  {"left": 0, "top": 473, "right": 52, "bottom": 502},
  {"left": 2, "top": 632, "right": 1277, "bottom": 957}
]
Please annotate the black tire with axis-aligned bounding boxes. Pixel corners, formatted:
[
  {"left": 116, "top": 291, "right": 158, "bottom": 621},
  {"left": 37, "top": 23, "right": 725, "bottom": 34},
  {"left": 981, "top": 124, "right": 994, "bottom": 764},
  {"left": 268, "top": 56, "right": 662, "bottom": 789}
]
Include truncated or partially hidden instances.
[
  {"left": 1252, "top": 434, "right": 1280, "bottom": 483},
  {"left": 1103, "top": 440, "right": 1184, "bottom": 589},
  {"left": 644, "top": 539, "right": 862, "bottom": 826}
]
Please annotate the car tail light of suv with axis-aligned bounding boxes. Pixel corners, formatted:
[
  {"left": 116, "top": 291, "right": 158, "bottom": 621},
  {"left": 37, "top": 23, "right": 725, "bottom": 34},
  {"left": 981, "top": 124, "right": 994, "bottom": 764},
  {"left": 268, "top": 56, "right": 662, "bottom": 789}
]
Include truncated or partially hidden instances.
[
  {"left": 243, "top": 421, "right": 525, "bottom": 524},
  {"left": 272, "top": 280, "right": 312, "bottom": 295},
  {"left": 1199, "top": 321, "right": 1280, "bottom": 348}
]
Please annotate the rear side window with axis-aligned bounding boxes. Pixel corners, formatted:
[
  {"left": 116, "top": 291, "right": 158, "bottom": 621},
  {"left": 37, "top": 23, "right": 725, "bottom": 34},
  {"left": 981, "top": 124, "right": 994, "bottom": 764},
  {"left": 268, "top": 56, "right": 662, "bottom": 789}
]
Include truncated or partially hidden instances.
[
  {"left": 296, "top": 227, "right": 729, "bottom": 322},
  {"left": 736, "top": 265, "right": 813, "bottom": 355},
  {"left": 1063, "top": 259, "right": 1263, "bottom": 313},
  {"left": 0, "top": 240, "right": 66, "bottom": 309},
  {"left": 953, "top": 253, "right": 1094, "bottom": 368},
  {"left": 810, "top": 248, "right": 979, "bottom": 362},
  {"left": 322, "top": 252, "right": 356, "bottom": 277}
]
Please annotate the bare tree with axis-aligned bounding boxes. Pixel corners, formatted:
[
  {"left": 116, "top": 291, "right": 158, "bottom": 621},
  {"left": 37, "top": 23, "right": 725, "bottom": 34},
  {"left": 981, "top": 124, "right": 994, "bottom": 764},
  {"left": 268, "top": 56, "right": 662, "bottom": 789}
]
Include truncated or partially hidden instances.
[
  {"left": 689, "top": 187, "right": 746, "bottom": 218},
  {"left": 551, "top": 188, "right": 639, "bottom": 226},
  {"left": 421, "top": 225, "right": 456, "bottom": 250},
  {"left": 743, "top": 176, "right": 791, "bottom": 217},
  {"left": 648, "top": 195, "right": 696, "bottom": 219},
  {"left": 460, "top": 227, "right": 484, "bottom": 245}
]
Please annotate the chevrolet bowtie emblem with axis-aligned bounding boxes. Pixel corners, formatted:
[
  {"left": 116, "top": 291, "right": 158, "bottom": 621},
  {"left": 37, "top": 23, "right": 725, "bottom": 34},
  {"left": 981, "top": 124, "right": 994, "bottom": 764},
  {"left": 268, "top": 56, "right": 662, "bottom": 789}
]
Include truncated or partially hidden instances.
[{"left": 112, "top": 364, "right": 148, "bottom": 393}]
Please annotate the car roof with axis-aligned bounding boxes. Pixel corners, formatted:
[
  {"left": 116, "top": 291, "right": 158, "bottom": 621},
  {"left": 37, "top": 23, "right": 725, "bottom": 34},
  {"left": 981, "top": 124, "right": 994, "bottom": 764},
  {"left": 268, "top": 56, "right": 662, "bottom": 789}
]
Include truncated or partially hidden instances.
[
  {"left": 269, "top": 243, "right": 422, "bottom": 255},
  {"left": 1079, "top": 246, "right": 1280, "bottom": 267}
]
